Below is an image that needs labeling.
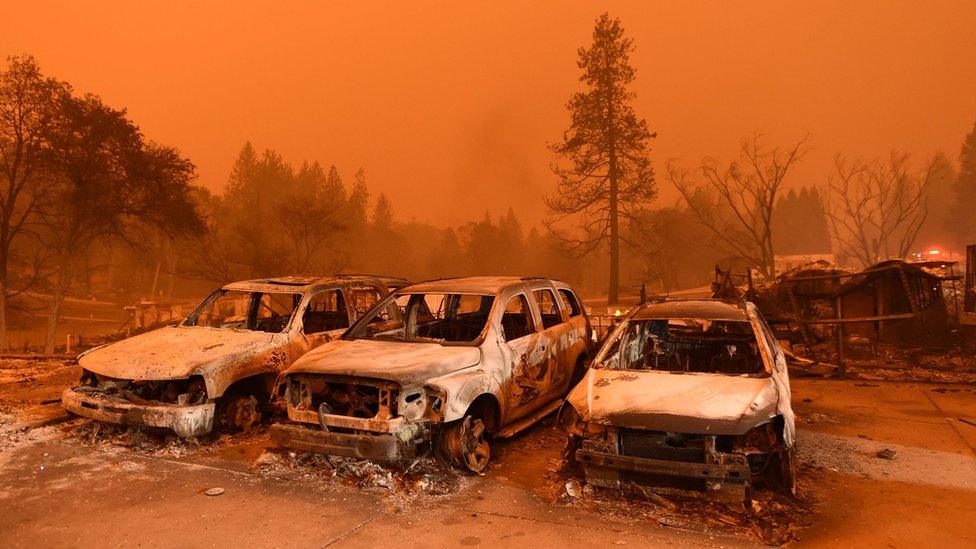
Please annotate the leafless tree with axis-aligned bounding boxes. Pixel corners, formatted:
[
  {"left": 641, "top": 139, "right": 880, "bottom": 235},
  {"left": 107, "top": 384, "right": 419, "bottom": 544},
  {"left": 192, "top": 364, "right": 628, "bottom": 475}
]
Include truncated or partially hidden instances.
[
  {"left": 822, "top": 152, "right": 935, "bottom": 268},
  {"left": 669, "top": 134, "right": 808, "bottom": 277}
]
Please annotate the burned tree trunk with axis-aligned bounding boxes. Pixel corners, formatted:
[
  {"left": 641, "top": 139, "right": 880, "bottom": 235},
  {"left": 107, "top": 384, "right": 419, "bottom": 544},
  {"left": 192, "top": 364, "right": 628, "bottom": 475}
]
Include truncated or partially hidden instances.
[{"left": 545, "top": 13, "right": 656, "bottom": 305}]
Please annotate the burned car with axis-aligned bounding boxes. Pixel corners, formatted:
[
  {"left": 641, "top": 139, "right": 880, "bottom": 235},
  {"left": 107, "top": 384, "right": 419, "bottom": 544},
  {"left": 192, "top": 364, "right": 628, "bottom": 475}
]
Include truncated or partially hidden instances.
[
  {"left": 62, "top": 275, "right": 404, "bottom": 437},
  {"left": 270, "top": 276, "right": 591, "bottom": 472},
  {"left": 561, "top": 299, "right": 796, "bottom": 499}
]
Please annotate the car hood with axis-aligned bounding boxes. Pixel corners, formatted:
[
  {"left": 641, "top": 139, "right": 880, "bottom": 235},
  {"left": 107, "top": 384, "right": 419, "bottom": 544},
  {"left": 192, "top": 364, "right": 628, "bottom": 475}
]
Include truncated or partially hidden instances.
[
  {"left": 78, "top": 326, "right": 287, "bottom": 381},
  {"left": 284, "top": 338, "right": 481, "bottom": 387},
  {"left": 566, "top": 368, "right": 780, "bottom": 435}
]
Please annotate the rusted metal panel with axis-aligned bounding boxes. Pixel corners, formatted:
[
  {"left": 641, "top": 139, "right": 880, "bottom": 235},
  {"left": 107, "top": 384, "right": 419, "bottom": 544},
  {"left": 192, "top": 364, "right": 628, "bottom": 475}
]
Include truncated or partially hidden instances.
[
  {"left": 576, "top": 448, "right": 751, "bottom": 483},
  {"left": 270, "top": 423, "right": 405, "bottom": 461},
  {"left": 61, "top": 386, "right": 215, "bottom": 437}
]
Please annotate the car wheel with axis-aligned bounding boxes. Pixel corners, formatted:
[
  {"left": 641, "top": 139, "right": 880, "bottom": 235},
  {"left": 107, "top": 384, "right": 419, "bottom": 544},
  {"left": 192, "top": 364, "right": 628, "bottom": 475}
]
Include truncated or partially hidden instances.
[
  {"left": 440, "top": 414, "right": 491, "bottom": 473},
  {"left": 216, "top": 391, "right": 261, "bottom": 433}
]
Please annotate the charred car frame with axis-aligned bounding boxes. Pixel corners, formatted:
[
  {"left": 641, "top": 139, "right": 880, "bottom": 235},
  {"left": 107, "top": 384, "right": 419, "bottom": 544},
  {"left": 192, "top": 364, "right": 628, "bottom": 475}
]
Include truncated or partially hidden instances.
[
  {"left": 271, "top": 276, "right": 592, "bottom": 472},
  {"left": 62, "top": 275, "right": 404, "bottom": 437},
  {"left": 561, "top": 299, "right": 796, "bottom": 500}
]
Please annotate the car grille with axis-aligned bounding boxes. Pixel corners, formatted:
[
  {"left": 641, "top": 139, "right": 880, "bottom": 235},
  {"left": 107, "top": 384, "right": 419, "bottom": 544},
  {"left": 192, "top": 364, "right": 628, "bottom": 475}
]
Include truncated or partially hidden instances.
[
  {"left": 618, "top": 429, "right": 706, "bottom": 462},
  {"left": 291, "top": 375, "right": 398, "bottom": 419}
]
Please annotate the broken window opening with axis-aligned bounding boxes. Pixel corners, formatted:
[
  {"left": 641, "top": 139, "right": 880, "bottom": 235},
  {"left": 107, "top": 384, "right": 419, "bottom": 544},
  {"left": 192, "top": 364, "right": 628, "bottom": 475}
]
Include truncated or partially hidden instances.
[
  {"left": 602, "top": 318, "right": 766, "bottom": 376},
  {"left": 184, "top": 290, "right": 300, "bottom": 333},
  {"left": 502, "top": 294, "right": 536, "bottom": 341},
  {"left": 303, "top": 289, "right": 348, "bottom": 333},
  {"left": 558, "top": 288, "right": 583, "bottom": 317},
  {"left": 533, "top": 289, "right": 565, "bottom": 329},
  {"left": 349, "top": 287, "right": 383, "bottom": 317},
  {"left": 347, "top": 292, "right": 495, "bottom": 345}
]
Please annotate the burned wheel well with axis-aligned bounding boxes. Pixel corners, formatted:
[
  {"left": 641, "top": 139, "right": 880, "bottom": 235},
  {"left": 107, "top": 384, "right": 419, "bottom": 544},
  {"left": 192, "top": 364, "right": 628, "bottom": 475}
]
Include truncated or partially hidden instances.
[
  {"left": 220, "top": 373, "right": 276, "bottom": 405},
  {"left": 466, "top": 394, "right": 501, "bottom": 433}
]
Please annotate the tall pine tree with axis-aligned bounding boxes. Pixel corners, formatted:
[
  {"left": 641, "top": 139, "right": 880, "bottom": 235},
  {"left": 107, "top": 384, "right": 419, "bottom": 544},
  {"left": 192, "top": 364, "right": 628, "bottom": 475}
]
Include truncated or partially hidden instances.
[{"left": 546, "top": 13, "right": 656, "bottom": 304}]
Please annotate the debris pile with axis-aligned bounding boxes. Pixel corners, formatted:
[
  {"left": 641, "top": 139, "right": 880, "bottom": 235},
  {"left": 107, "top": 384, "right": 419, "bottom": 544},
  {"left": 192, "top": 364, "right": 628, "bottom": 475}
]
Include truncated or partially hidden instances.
[
  {"left": 540, "top": 422, "right": 817, "bottom": 546},
  {"left": 713, "top": 259, "right": 976, "bottom": 382},
  {"left": 68, "top": 421, "right": 203, "bottom": 457},
  {"left": 546, "top": 467, "right": 815, "bottom": 545},
  {"left": 792, "top": 342, "right": 976, "bottom": 383},
  {"left": 252, "top": 449, "right": 469, "bottom": 510}
]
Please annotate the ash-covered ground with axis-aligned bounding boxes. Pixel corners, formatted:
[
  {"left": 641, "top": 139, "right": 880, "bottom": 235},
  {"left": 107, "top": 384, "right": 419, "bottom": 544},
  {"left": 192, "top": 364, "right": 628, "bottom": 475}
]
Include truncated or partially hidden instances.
[{"left": 2, "top": 358, "right": 975, "bottom": 547}]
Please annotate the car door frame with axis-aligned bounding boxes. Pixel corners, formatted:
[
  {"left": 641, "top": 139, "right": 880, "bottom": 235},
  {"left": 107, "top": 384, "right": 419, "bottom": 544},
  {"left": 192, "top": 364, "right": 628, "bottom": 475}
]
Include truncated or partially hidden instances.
[
  {"left": 748, "top": 303, "right": 796, "bottom": 446},
  {"left": 555, "top": 286, "right": 591, "bottom": 383},
  {"left": 291, "top": 285, "right": 354, "bottom": 359},
  {"left": 496, "top": 288, "right": 551, "bottom": 423},
  {"left": 528, "top": 283, "right": 577, "bottom": 402}
]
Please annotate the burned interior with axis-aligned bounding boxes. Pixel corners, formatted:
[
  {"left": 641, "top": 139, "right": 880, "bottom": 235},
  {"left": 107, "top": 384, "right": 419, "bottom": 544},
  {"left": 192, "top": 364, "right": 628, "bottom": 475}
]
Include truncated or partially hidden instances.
[
  {"left": 604, "top": 317, "right": 766, "bottom": 375},
  {"left": 348, "top": 292, "right": 496, "bottom": 344},
  {"left": 77, "top": 371, "right": 207, "bottom": 407},
  {"left": 572, "top": 415, "right": 792, "bottom": 497},
  {"left": 183, "top": 289, "right": 301, "bottom": 333},
  {"left": 287, "top": 374, "right": 402, "bottom": 422}
]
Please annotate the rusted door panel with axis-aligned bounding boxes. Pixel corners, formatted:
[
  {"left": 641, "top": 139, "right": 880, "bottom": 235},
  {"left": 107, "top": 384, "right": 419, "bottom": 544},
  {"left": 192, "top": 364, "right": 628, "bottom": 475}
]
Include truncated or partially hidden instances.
[
  {"left": 539, "top": 321, "right": 576, "bottom": 400},
  {"left": 503, "top": 331, "right": 551, "bottom": 422}
]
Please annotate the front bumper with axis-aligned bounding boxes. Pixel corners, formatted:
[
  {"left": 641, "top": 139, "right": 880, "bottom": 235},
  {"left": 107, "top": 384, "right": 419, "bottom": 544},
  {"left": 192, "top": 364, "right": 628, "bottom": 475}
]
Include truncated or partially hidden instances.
[
  {"left": 271, "top": 405, "right": 427, "bottom": 461},
  {"left": 270, "top": 423, "right": 406, "bottom": 461},
  {"left": 61, "top": 387, "right": 215, "bottom": 438},
  {"left": 576, "top": 448, "right": 751, "bottom": 486}
]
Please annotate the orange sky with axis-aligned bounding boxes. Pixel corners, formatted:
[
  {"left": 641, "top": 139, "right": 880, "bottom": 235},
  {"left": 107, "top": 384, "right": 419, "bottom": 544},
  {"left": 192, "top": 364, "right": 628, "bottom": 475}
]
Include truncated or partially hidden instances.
[{"left": 3, "top": 1, "right": 975, "bottom": 227}]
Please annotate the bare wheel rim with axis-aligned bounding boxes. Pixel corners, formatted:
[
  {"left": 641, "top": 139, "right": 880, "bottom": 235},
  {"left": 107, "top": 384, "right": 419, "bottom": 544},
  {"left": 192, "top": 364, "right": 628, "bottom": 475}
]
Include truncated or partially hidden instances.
[{"left": 460, "top": 416, "right": 490, "bottom": 473}]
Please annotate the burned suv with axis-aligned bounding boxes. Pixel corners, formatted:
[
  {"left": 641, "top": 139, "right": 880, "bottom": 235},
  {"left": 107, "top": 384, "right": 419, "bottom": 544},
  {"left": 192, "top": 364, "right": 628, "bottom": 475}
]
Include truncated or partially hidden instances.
[
  {"left": 561, "top": 299, "right": 796, "bottom": 499},
  {"left": 62, "top": 275, "right": 403, "bottom": 437},
  {"left": 271, "top": 276, "right": 591, "bottom": 472}
]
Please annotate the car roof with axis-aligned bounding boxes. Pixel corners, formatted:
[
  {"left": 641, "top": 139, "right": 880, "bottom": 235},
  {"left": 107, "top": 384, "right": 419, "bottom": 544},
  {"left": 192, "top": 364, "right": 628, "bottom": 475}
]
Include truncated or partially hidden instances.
[
  {"left": 223, "top": 275, "right": 406, "bottom": 293},
  {"left": 399, "top": 276, "right": 569, "bottom": 295},
  {"left": 630, "top": 299, "right": 749, "bottom": 321}
]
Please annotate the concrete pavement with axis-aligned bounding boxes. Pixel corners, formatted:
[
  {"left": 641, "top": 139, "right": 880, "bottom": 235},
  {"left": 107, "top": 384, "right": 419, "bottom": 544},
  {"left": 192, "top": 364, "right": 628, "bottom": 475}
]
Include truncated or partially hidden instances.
[{"left": 1, "top": 378, "right": 975, "bottom": 547}]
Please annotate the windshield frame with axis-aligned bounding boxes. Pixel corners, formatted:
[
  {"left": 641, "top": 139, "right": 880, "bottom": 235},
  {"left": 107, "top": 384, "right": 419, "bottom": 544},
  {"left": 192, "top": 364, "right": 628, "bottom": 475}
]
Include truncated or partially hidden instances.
[
  {"left": 593, "top": 314, "right": 772, "bottom": 377},
  {"left": 344, "top": 290, "right": 496, "bottom": 347},
  {"left": 182, "top": 288, "right": 304, "bottom": 334}
]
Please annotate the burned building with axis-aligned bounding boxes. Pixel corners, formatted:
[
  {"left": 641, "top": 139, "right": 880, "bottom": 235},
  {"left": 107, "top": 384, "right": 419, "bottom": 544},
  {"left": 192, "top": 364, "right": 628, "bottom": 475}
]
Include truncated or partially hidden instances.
[
  {"left": 726, "top": 259, "right": 961, "bottom": 360},
  {"left": 833, "top": 260, "right": 958, "bottom": 346}
]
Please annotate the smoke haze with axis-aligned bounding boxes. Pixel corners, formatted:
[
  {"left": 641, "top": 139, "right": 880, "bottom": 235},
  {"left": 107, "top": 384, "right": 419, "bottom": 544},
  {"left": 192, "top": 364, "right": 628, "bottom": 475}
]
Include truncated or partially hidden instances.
[{"left": 3, "top": 1, "right": 973, "bottom": 226}]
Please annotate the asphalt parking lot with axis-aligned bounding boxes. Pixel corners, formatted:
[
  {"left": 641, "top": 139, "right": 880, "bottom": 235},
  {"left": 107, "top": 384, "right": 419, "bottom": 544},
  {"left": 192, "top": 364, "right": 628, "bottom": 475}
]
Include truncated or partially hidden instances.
[{"left": 1, "top": 358, "right": 975, "bottom": 547}]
